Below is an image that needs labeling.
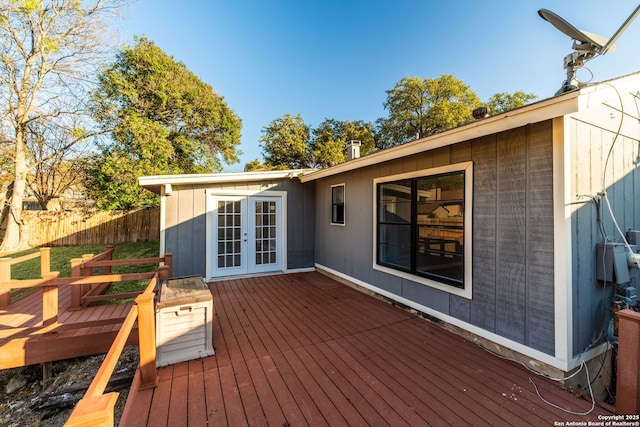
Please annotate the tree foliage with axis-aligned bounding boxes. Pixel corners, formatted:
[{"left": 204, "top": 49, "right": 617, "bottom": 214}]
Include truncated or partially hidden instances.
[
  {"left": 259, "top": 113, "right": 311, "bottom": 169},
  {"left": 487, "top": 91, "right": 538, "bottom": 115},
  {"left": 0, "top": 0, "right": 127, "bottom": 254},
  {"left": 378, "top": 74, "right": 482, "bottom": 147},
  {"left": 309, "top": 119, "right": 375, "bottom": 168},
  {"left": 87, "top": 36, "right": 242, "bottom": 209}
]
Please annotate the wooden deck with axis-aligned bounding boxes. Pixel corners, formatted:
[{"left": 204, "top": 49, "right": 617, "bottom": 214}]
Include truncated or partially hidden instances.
[
  {"left": 0, "top": 283, "right": 135, "bottom": 369},
  {"left": 122, "top": 272, "right": 613, "bottom": 426}
]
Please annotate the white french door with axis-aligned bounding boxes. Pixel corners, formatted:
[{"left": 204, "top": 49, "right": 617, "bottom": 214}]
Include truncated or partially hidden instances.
[{"left": 208, "top": 194, "right": 283, "bottom": 278}]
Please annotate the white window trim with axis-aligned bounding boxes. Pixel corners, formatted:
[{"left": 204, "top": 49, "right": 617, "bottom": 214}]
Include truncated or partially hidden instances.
[
  {"left": 330, "top": 183, "right": 346, "bottom": 226},
  {"left": 372, "top": 161, "right": 473, "bottom": 299}
]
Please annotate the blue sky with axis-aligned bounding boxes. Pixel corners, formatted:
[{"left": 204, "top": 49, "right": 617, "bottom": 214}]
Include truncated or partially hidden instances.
[{"left": 120, "top": 1, "right": 640, "bottom": 172}]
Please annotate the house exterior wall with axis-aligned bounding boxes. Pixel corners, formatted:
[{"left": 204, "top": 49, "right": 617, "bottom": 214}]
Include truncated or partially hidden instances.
[
  {"left": 568, "top": 82, "right": 640, "bottom": 355},
  {"left": 163, "top": 178, "right": 315, "bottom": 278},
  {"left": 314, "top": 120, "right": 557, "bottom": 356}
]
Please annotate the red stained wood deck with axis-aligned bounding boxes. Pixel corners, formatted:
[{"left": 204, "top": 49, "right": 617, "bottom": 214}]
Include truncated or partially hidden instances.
[
  {"left": 0, "top": 283, "right": 135, "bottom": 369},
  {"left": 122, "top": 272, "right": 613, "bottom": 426}
]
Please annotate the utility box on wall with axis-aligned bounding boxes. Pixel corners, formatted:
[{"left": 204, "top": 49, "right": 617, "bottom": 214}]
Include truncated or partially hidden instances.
[
  {"left": 596, "top": 243, "right": 633, "bottom": 285},
  {"left": 155, "top": 275, "right": 214, "bottom": 367}
]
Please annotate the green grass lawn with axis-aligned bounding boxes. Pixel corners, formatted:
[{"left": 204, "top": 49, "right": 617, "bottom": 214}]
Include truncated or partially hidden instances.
[{"left": 7, "top": 241, "right": 161, "bottom": 303}]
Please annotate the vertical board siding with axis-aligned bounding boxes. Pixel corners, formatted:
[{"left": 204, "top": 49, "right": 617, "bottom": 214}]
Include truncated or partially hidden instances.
[
  {"left": 164, "top": 179, "right": 315, "bottom": 278},
  {"left": 315, "top": 121, "right": 557, "bottom": 355},
  {"left": 176, "top": 186, "right": 196, "bottom": 277},
  {"left": 526, "top": 121, "right": 555, "bottom": 354},
  {"left": 570, "top": 86, "right": 640, "bottom": 354},
  {"left": 495, "top": 128, "right": 528, "bottom": 343},
  {"left": 470, "top": 135, "right": 498, "bottom": 332}
]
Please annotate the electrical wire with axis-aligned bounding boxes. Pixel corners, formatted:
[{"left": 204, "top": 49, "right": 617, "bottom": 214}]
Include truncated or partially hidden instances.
[
  {"left": 529, "top": 357, "right": 595, "bottom": 416},
  {"left": 599, "top": 82, "right": 632, "bottom": 251},
  {"left": 574, "top": 65, "right": 595, "bottom": 86},
  {"left": 601, "top": 82, "right": 625, "bottom": 192},
  {"left": 475, "top": 339, "right": 601, "bottom": 415}
]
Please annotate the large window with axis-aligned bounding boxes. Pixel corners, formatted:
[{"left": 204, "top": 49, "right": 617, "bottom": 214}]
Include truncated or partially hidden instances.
[
  {"left": 376, "top": 164, "right": 470, "bottom": 291},
  {"left": 331, "top": 184, "right": 345, "bottom": 225}
]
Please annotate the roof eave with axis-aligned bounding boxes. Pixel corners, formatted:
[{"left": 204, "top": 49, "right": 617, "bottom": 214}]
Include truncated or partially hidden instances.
[
  {"left": 299, "top": 91, "right": 581, "bottom": 183},
  {"left": 139, "top": 169, "right": 316, "bottom": 195}
]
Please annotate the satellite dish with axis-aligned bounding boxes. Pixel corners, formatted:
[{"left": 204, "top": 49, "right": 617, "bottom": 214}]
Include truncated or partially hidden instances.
[{"left": 538, "top": 5, "right": 640, "bottom": 95}]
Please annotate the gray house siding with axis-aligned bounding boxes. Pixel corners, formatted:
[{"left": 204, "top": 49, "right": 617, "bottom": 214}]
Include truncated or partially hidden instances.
[
  {"left": 164, "top": 178, "right": 315, "bottom": 278},
  {"left": 569, "top": 89, "right": 640, "bottom": 355},
  {"left": 315, "top": 120, "right": 556, "bottom": 355}
]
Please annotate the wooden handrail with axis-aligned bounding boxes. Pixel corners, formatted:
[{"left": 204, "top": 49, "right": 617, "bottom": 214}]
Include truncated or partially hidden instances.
[
  {"left": 0, "top": 272, "right": 153, "bottom": 289},
  {"left": 86, "top": 305, "right": 139, "bottom": 398},
  {"left": 0, "top": 273, "right": 60, "bottom": 289},
  {"left": 53, "top": 272, "right": 156, "bottom": 287},
  {"left": 65, "top": 272, "right": 160, "bottom": 426},
  {"left": 5, "top": 251, "right": 42, "bottom": 265},
  {"left": 68, "top": 247, "right": 171, "bottom": 310},
  {"left": 84, "top": 257, "right": 166, "bottom": 268}
]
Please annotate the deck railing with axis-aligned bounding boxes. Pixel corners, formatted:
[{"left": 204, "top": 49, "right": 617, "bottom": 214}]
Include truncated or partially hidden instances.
[
  {"left": 64, "top": 268, "right": 165, "bottom": 427},
  {"left": 0, "top": 246, "right": 173, "bottom": 425},
  {"left": 0, "top": 246, "right": 172, "bottom": 328},
  {"left": 0, "top": 247, "right": 53, "bottom": 307}
]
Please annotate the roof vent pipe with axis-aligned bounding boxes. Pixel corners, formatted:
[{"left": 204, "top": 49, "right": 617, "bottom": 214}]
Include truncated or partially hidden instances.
[
  {"left": 347, "top": 140, "right": 361, "bottom": 160},
  {"left": 472, "top": 106, "right": 491, "bottom": 120}
]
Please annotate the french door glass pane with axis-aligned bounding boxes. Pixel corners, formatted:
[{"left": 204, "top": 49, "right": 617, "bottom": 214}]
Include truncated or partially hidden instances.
[
  {"left": 254, "top": 200, "right": 277, "bottom": 266},
  {"left": 217, "top": 199, "right": 243, "bottom": 268}
]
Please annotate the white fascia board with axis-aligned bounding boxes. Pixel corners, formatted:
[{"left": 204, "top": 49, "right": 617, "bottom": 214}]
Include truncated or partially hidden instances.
[
  {"left": 299, "top": 93, "right": 581, "bottom": 183},
  {"left": 139, "top": 169, "right": 316, "bottom": 193}
]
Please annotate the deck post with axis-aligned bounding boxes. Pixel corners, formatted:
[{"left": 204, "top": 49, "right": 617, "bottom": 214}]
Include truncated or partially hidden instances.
[
  {"left": 135, "top": 292, "right": 158, "bottom": 390},
  {"left": 104, "top": 245, "right": 114, "bottom": 276},
  {"left": 70, "top": 258, "right": 83, "bottom": 310},
  {"left": 42, "top": 281, "right": 59, "bottom": 326},
  {"left": 65, "top": 392, "right": 119, "bottom": 427},
  {"left": 80, "top": 254, "right": 93, "bottom": 299},
  {"left": 0, "top": 258, "right": 10, "bottom": 308},
  {"left": 158, "top": 265, "right": 170, "bottom": 281},
  {"left": 616, "top": 309, "right": 640, "bottom": 415},
  {"left": 39, "top": 247, "right": 51, "bottom": 277},
  {"left": 163, "top": 252, "right": 173, "bottom": 278}
]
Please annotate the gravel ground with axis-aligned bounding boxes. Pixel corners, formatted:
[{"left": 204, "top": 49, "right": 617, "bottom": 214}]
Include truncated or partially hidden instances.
[{"left": 0, "top": 347, "right": 138, "bottom": 427}]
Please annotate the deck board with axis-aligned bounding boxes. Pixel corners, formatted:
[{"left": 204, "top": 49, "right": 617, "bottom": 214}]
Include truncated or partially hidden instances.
[
  {"left": 0, "top": 282, "right": 135, "bottom": 369},
  {"left": 121, "top": 272, "right": 614, "bottom": 426}
]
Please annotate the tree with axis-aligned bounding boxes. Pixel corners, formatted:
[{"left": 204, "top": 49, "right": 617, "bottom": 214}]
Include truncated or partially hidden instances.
[
  {"left": 260, "top": 113, "right": 311, "bottom": 169},
  {"left": 378, "top": 74, "right": 482, "bottom": 147},
  {"left": 0, "top": 0, "right": 127, "bottom": 254},
  {"left": 309, "top": 119, "right": 376, "bottom": 168},
  {"left": 87, "top": 37, "right": 242, "bottom": 209},
  {"left": 0, "top": 129, "right": 13, "bottom": 227},
  {"left": 487, "top": 91, "right": 538, "bottom": 115},
  {"left": 26, "top": 119, "right": 88, "bottom": 209}
]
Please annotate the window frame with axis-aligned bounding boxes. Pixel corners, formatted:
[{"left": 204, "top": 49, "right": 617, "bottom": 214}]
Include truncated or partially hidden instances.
[
  {"left": 330, "top": 183, "right": 346, "bottom": 226},
  {"left": 372, "top": 162, "right": 473, "bottom": 299}
]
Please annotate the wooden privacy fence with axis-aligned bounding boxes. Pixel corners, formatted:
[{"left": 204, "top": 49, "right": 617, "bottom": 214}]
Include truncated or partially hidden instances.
[{"left": 20, "top": 209, "right": 160, "bottom": 247}]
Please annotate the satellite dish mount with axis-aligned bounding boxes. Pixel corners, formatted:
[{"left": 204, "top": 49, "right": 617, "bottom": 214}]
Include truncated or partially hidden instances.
[{"left": 538, "top": 6, "right": 640, "bottom": 95}]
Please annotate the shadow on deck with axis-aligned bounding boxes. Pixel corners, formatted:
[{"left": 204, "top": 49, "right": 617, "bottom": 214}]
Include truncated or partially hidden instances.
[{"left": 121, "top": 272, "right": 613, "bottom": 426}]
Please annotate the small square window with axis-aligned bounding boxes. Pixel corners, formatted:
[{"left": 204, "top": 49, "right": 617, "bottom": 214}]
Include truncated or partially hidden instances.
[{"left": 331, "top": 184, "right": 345, "bottom": 225}]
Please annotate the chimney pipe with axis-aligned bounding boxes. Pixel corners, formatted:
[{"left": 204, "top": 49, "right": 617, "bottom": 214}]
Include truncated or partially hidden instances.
[{"left": 347, "top": 140, "right": 361, "bottom": 161}]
